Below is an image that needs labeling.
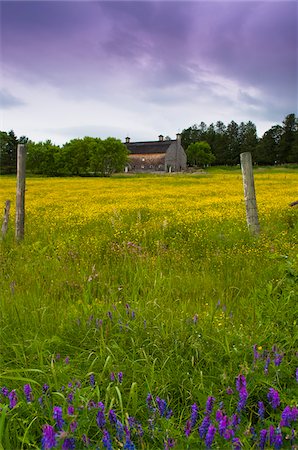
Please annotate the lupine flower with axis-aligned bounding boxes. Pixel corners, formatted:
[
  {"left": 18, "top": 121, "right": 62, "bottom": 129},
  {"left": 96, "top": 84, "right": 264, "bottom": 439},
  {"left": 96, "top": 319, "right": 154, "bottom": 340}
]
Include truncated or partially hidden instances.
[
  {"left": 274, "top": 354, "right": 283, "bottom": 367},
  {"left": 96, "top": 402, "right": 106, "bottom": 429},
  {"left": 89, "top": 374, "right": 95, "bottom": 388},
  {"left": 0, "top": 387, "right": 9, "bottom": 396},
  {"left": 253, "top": 344, "right": 259, "bottom": 361},
  {"left": 62, "top": 438, "right": 75, "bottom": 450},
  {"left": 236, "top": 375, "right": 246, "bottom": 391},
  {"left": 226, "top": 387, "right": 234, "bottom": 395},
  {"left": 281, "top": 406, "right": 292, "bottom": 427},
  {"left": 110, "top": 372, "right": 115, "bottom": 382},
  {"left": 82, "top": 434, "right": 90, "bottom": 446},
  {"left": 43, "top": 384, "right": 49, "bottom": 394},
  {"left": 42, "top": 424, "right": 57, "bottom": 449},
  {"left": 184, "top": 419, "right": 192, "bottom": 438},
  {"left": 205, "top": 424, "right": 216, "bottom": 448},
  {"left": 237, "top": 387, "right": 248, "bottom": 411},
  {"left": 67, "top": 405, "right": 75, "bottom": 416},
  {"left": 223, "top": 429, "right": 235, "bottom": 440},
  {"left": 53, "top": 406, "right": 64, "bottom": 430},
  {"left": 67, "top": 393, "right": 73, "bottom": 404},
  {"left": 193, "top": 314, "right": 198, "bottom": 324},
  {"left": 102, "top": 429, "right": 113, "bottom": 450},
  {"left": 64, "top": 357, "right": 70, "bottom": 365},
  {"left": 205, "top": 396, "right": 215, "bottom": 415},
  {"left": 274, "top": 427, "right": 283, "bottom": 449},
  {"left": 264, "top": 357, "right": 270, "bottom": 375},
  {"left": 123, "top": 427, "right": 135, "bottom": 450},
  {"left": 107, "top": 311, "right": 113, "bottom": 321},
  {"left": 216, "top": 409, "right": 224, "bottom": 422},
  {"left": 8, "top": 390, "right": 18, "bottom": 409},
  {"left": 156, "top": 397, "right": 167, "bottom": 417},
  {"left": 296, "top": 368, "right": 298, "bottom": 382},
  {"left": 267, "top": 388, "right": 280, "bottom": 409},
  {"left": 164, "top": 438, "right": 175, "bottom": 449},
  {"left": 191, "top": 403, "right": 199, "bottom": 427},
  {"left": 218, "top": 415, "right": 229, "bottom": 436},
  {"left": 118, "top": 372, "right": 123, "bottom": 384},
  {"left": 24, "top": 383, "right": 33, "bottom": 402},
  {"left": 231, "top": 414, "right": 240, "bottom": 428},
  {"left": 70, "top": 421, "right": 77, "bottom": 433},
  {"left": 146, "top": 393, "right": 153, "bottom": 410},
  {"left": 232, "top": 437, "right": 242, "bottom": 449},
  {"left": 199, "top": 415, "right": 211, "bottom": 438},
  {"left": 269, "top": 425, "right": 275, "bottom": 446},
  {"left": 258, "top": 401, "right": 265, "bottom": 420},
  {"left": 259, "top": 429, "right": 267, "bottom": 450},
  {"left": 108, "top": 409, "right": 117, "bottom": 425},
  {"left": 116, "top": 420, "right": 124, "bottom": 441}
]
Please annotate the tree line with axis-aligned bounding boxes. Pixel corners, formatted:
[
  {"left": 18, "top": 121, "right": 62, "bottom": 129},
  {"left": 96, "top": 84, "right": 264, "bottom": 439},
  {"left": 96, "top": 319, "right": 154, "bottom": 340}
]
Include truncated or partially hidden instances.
[
  {"left": 181, "top": 113, "right": 298, "bottom": 166},
  {"left": 0, "top": 135, "right": 128, "bottom": 176},
  {"left": 0, "top": 113, "right": 297, "bottom": 176}
]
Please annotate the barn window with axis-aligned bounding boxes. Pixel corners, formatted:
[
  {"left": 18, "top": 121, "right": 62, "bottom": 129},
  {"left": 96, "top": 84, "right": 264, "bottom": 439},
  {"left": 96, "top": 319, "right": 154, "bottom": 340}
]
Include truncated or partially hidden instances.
[
  {"left": 141, "top": 165, "right": 145, "bottom": 169},
  {"left": 141, "top": 158, "right": 145, "bottom": 162}
]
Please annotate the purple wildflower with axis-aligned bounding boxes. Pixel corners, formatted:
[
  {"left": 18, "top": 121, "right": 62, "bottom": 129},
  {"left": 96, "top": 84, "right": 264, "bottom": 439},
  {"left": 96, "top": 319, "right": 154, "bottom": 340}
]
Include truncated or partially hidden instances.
[
  {"left": 64, "top": 356, "right": 70, "bottom": 365},
  {"left": 116, "top": 420, "right": 124, "bottom": 440},
  {"left": 253, "top": 344, "right": 259, "bottom": 361},
  {"left": 218, "top": 415, "right": 229, "bottom": 436},
  {"left": 24, "top": 383, "right": 33, "bottom": 402},
  {"left": 191, "top": 403, "right": 199, "bottom": 427},
  {"left": 259, "top": 429, "right": 267, "bottom": 450},
  {"left": 43, "top": 384, "right": 49, "bottom": 394},
  {"left": 67, "top": 405, "right": 75, "bottom": 416},
  {"left": 193, "top": 314, "right": 198, "bottom": 324},
  {"left": 236, "top": 374, "right": 246, "bottom": 391},
  {"left": 237, "top": 387, "right": 248, "bottom": 411},
  {"left": 89, "top": 374, "right": 95, "bottom": 388},
  {"left": 0, "top": 387, "right": 9, "bottom": 397},
  {"left": 264, "top": 357, "right": 270, "bottom": 375},
  {"left": 8, "top": 390, "right": 18, "bottom": 409},
  {"left": 274, "top": 428, "right": 283, "bottom": 449},
  {"left": 108, "top": 409, "right": 117, "bottom": 425},
  {"left": 146, "top": 393, "right": 153, "bottom": 410},
  {"left": 110, "top": 372, "right": 115, "bottom": 382},
  {"left": 258, "top": 401, "right": 265, "bottom": 420},
  {"left": 205, "top": 424, "right": 217, "bottom": 448},
  {"left": 164, "top": 438, "right": 175, "bottom": 449},
  {"left": 42, "top": 424, "right": 57, "bottom": 449},
  {"left": 62, "top": 438, "right": 75, "bottom": 450},
  {"left": 184, "top": 420, "right": 192, "bottom": 438},
  {"left": 53, "top": 406, "right": 64, "bottom": 430},
  {"left": 205, "top": 396, "right": 215, "bottom": 415},
  {"left": 274, "top": 354, "right": 283, "bottom": 367},
  {"left": 267, "top": 388, "right": 280, "bottom": 409},
  {"left": 296, "top": 367, "right": 298, "bottom": 382},
  {"left": 223, "top": 429, "right": 235, "bottom": 440},
  {"left": 226, "top": 387, "right": 234, "bottom": 395},
  {"left": 231, "top": 414, "right": 240, "bottom": 428},
  {"left": 107, "top": 311, "right": 113, "bottom": 321},
  {"left": 232, "top": 437, "right": 242, "bottom": 449},
  {"left": 118, "top": 372, "right": 123, "bottom": 384},
  {"left": 199, "top": 415, "right": 211, "bottom": 438},
  {"left": 216, "top": 409, "right": 224, "bottom": 422},
  {"left": 269, "top": 425, "right": 275, "bottom": 446},
  {"left": 156, "top": 396, "right": 167, "bottom": 417},
  {"left": 280, "top": 406, "right": 292, "bottom": 427},
  {"left": 102, "top": 429, "right": 113, "bottom": 450},
  {"left": 82, "top": 434, "right": 90, "bottom": 446},
  {"left": 96, "top": 402, "right": 106, "bottom": 429},
  {"left": 70, "top": 421, "right": 77, "bottom": 433}
]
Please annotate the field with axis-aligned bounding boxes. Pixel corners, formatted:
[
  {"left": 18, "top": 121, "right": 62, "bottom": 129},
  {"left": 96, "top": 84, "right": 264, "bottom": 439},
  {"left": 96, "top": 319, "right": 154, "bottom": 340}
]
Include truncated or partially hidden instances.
[{"left": 0, "top": 169, "right": 297, "bottom": 449}]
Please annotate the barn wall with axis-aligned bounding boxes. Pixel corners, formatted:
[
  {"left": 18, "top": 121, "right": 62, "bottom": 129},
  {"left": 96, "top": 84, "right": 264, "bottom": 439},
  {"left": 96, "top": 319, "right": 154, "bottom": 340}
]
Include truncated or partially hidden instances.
[{"left": 128, "top": 153, "right": 166, "bottom": 171}]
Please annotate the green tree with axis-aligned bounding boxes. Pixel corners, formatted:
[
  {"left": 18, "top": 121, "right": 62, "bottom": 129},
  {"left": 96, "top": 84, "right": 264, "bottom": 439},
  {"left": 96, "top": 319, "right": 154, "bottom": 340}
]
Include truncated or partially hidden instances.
[
  {"left": 0, "top": 130, "right": 18, "bottom": 174},
  {"left": 62, "top": 137, "right": 92, "bottom": 175},
  {"left": 239, "top": 121, "right": 258, "bottom": 158},
  {"left": 279, "top": 113, "right": 297, "bottom": 163},
  {"left": 27, "top": 140, "right": 61, "bottom": 175},
  {"left": 186, "top": 141, "right": 215, "bottom": 167},
  {"left": 255, "top": 125, "right": 283, "bottom": 165},
  {"left": 94, "top": 137, "right": 128, "bottom": 176}
]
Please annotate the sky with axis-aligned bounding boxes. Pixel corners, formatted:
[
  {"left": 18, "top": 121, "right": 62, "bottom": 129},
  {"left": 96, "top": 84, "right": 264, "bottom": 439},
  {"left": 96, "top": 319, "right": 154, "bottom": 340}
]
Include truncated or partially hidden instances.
[{"left": 0, "top": 0, "right": 297, "bottom": 145}]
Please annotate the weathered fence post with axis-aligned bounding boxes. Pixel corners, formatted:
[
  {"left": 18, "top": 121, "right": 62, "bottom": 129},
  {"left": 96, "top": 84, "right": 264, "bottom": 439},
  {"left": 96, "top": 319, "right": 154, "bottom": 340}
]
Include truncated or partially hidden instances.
[
  {"left": 15, "top": 144, "right": 27, "bottom": 241},
  {"left": 1, "top": 200, "right": 11, "bottom": 239},
  {"left": 240, "top": 152, "right": 260, "bottom": 235}
]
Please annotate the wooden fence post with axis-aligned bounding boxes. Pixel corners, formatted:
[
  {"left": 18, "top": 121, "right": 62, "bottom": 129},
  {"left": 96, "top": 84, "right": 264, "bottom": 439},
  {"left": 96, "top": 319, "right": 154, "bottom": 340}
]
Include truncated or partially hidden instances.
[
  {"left": 240, "top": 152, "right": 260, "bottom": 235},
  {"left": 15, "top": 144, "right": 27, "bottom": 241},
  {"left": 1, "top": 200, "right": 11, "bottom": 239}
]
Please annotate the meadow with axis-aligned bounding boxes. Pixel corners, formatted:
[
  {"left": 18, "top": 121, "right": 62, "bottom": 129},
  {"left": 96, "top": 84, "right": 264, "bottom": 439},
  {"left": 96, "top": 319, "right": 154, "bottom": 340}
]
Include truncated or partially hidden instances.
[{"left": 0, "top": 169, "right": 297, "bottom": 449}]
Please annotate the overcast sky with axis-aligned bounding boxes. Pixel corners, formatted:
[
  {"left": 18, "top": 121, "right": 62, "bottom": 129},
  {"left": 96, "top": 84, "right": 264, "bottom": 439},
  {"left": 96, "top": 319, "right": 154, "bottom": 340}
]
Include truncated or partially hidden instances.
[{"left": 0, "top": 0, "right": 297, "bottom": 145}]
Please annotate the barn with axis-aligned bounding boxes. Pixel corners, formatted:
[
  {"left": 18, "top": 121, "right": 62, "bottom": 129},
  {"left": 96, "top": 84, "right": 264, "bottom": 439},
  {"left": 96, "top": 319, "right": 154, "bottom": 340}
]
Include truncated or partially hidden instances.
[{"left": 124, "top": 134, "right": 187, "bottom": 172}]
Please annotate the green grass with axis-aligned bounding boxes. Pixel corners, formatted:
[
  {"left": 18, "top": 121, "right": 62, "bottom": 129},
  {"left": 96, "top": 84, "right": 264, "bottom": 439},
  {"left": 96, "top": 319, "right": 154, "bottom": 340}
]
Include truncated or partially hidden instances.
[{"left": 0, "top": 170, "right": 297, "bottom": 449}]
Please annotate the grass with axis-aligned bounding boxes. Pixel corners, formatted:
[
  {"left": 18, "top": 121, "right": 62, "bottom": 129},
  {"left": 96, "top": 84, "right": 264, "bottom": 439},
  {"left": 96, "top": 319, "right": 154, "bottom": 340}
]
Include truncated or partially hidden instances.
[{"left": 0, "top": 168, "right": 297, "bottom": 449}]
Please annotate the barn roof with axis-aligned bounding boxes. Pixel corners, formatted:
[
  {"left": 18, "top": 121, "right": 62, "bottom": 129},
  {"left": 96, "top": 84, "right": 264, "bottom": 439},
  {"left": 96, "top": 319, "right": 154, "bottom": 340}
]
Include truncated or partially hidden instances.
[{"left": 125, "top": 140, "right": 174, "bottom": 155}]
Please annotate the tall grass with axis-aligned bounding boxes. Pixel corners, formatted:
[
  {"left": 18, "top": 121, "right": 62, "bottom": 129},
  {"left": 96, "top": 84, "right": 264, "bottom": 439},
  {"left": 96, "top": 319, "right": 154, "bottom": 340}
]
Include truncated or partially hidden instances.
[{"left": 0, "top": 169, "right": 297, "bottom": 448}]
